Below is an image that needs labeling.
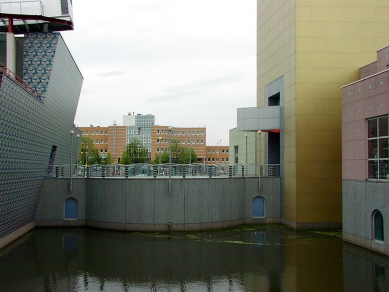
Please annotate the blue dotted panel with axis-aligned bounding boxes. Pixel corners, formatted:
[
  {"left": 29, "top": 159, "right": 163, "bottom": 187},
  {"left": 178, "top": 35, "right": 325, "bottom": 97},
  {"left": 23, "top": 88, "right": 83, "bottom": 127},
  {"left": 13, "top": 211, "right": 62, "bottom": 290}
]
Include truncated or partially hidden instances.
[{"left": 23, "top": 33, "right": 58, "bottom": 100}]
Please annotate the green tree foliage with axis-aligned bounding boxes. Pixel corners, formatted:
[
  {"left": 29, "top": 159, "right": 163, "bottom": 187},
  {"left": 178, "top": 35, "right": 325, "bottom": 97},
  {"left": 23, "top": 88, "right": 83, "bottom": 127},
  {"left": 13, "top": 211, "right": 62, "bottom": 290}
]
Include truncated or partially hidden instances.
[
  {"left": 104, "top": 152, "right": 114, "bottom": 165},
  {"left": 78, "top": 136, "right": 95, "bottom": 165},
  {"left": 121, "top": 138, "right": 148, "bottom": 164},
  {"left": 153, "top": 151, "right": 170, "bottom": 164},
  {"left": 152, "top": 140, "right": 198, "bottom": 164},
  {"left": 89, "top": 148, "right": 102, "bottom": 165},
  {"left": 121, "top": 151, "right": 131, "bottom": 165}
]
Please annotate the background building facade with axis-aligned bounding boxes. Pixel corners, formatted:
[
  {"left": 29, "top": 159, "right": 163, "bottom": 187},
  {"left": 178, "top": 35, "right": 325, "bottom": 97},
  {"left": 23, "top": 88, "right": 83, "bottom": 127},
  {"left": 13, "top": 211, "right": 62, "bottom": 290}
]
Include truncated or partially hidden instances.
[
  {"left": 151, "top": 126, "right": 207, "bottom": 163},
  {"left": 229, "top": 129, "right": 259, "bottom": 174},
  {"left": 78, "top": 125, "right": 127, "bottom": 164},
  {"left": 108, "top": 123, "right": 127, "bottom": 163},
  {"left": 205, "top": 145, "right": 229, "bottom": 164},
  {"left": 79, "top": 120, "right": 210, "bottom": 164},
  {"left": 78, "top": 126, "right": 109, "bottom": 159},
  {"left": 123, "top": 113, "right": 155, "bottom": 161},
  {"left": 78, "top": 113, "right": 155, "bottom": 164}
]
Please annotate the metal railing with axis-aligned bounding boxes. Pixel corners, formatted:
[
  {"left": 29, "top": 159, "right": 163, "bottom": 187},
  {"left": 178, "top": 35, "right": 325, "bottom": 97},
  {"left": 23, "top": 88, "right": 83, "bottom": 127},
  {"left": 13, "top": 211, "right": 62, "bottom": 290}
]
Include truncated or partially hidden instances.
[
  {"left": 48, "top": 163, "right": 281, "bottom": 179},
  {"left": 0, "top": 62, "right": 42, "bottom": 100}
]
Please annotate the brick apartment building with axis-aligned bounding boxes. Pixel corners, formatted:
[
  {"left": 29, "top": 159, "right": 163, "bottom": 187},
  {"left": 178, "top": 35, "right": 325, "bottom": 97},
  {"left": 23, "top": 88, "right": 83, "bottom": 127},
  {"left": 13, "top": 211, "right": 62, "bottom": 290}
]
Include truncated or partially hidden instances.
[
  {"left": 79, "top": 120, "right": 230, "bottom": 165},
  {"left": 78, "top": 124, "right": 127, "bottom": 164},
  {"left": 151, "top": 126, "right": 207, "bottom": 164},
  {"left": 205, "top": 145, "right": 229, "bottom": 164}
]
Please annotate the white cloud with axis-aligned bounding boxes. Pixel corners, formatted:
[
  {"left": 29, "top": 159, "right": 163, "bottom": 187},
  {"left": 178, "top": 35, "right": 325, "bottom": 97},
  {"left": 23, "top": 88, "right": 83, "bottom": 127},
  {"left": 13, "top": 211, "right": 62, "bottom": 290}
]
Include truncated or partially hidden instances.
[{"left": 62, "top": 0, "right": 256, "bottom": 146}]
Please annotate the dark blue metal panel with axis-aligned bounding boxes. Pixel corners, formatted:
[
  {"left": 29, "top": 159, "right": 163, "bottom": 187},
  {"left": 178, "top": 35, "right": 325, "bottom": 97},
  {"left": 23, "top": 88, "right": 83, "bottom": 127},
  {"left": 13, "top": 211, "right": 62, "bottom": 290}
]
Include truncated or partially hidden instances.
[
  {"left": 252, "top": 197, "right": 265, "bottom": 217},
  {"left": 65, "top": 198, "right": 78, "bottom": 219}
]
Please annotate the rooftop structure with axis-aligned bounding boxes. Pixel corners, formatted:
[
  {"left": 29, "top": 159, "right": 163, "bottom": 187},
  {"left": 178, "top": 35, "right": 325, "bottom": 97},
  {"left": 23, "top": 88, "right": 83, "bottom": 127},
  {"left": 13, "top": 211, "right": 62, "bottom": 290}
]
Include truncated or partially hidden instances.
[{"left": 0, "top": 0, "right": 73, "bottom": 33}]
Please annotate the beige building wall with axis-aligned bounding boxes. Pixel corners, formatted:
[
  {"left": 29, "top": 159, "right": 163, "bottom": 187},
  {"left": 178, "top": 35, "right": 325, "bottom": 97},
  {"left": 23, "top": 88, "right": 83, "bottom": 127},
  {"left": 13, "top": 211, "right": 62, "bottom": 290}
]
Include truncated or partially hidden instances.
[
  {"left": 229, "top": 128, "right": 259, "bottom": 175},
  {"left": 78, "top": 126, "right": 109, "bottom": 159},
  {"left": 205, "top": 145, "right": 230, "bottom": 164},
  {"left": 151, "top": 126, "right": 207, "bottom": 163},
  {"left": 78, "top": 125, "right": 127, "bottom": 164},
  {"left": 258, "top": 0, "right": 389, "bottom": 228},
  {"left": 107, "top": 125, "right": 127, "bottom": 163}
]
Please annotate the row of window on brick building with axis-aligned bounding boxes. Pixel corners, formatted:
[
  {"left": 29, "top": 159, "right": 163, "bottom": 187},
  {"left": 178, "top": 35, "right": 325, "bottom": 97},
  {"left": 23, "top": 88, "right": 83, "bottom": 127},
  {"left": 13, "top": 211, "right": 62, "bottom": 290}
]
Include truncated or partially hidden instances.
[
  {"left": 208, "top": 149, "right": 229, "bottom": 154},
  {"left": 157, "top": 139, "right": 204, "bottom": 144},
  {"left": 82, "top": 131, "right": 107, "bottom": 135},
  {"left": 156, "top": 130, "right": 205, "bottom": 135}
]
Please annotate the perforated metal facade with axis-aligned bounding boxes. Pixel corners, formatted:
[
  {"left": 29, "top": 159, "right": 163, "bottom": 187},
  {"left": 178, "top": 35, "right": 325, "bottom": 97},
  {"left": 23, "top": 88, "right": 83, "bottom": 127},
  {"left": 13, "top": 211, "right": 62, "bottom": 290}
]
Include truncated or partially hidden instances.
[{"left": 0, "top": 32, "right": 83, "bottom": 239}]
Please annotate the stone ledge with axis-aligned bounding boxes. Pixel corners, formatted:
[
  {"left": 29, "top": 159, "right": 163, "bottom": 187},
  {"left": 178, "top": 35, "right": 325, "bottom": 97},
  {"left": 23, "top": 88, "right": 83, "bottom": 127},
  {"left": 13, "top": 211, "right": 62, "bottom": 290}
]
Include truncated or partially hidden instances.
[
  {"left": 0, "top": 222, "right": 35, "bottom": 250},
  {"left": 344, "top": 231, "right": 389, "bottom": 257}
]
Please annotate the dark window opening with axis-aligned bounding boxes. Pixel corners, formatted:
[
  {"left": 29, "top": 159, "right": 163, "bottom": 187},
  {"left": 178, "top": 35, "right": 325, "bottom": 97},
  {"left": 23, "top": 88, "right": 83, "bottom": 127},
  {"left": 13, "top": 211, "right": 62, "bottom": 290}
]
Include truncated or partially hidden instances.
[
  {"left": 268, "top": 92, "right": 280, "bottom": 106},
  {"left": 374, "top": 210, "right": 384, "bottom": 241}
]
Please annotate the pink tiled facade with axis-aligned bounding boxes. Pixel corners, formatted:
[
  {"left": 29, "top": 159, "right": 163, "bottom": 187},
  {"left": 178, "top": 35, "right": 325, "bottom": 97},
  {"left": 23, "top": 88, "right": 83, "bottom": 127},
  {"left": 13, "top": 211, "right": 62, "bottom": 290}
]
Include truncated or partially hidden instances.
[{"left": 342, "top": 46, "right": 389, "bottom": 180}]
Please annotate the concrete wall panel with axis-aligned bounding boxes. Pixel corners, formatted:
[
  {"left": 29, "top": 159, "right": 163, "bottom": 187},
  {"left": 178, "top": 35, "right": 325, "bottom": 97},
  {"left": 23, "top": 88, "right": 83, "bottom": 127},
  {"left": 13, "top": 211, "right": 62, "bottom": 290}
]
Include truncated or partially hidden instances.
[
  {"left": 36, "top": 177, "right": 282, "bottom": 233},
  {"left": 127, "top": 179, "right": 155, "bottom": 224},
  {"left": 86, "top": 179, "right": 126, "bottom": 223},
  {"left": 343, "top": 180, "right": 389, "bottom": 256},
  {"left": 184, "top": 179, "right": 211, "bottom": 224},
  {"left": 154, "top": 179, "right": 185, "bottom": 226}
]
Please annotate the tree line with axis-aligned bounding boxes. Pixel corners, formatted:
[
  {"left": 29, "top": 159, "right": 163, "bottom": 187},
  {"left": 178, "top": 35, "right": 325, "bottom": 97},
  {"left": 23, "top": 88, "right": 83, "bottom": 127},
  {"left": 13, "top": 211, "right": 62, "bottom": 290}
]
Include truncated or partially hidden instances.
[{"left": 78, "top": 137, "right": 198, "bottom": 165}]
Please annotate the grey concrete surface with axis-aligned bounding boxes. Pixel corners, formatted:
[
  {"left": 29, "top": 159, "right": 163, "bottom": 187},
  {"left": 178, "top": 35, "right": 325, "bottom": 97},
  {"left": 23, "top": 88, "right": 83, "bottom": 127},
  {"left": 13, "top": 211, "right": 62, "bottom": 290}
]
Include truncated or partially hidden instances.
[{"left": 36, "top": 177, "right": 281, "bottom": 232}]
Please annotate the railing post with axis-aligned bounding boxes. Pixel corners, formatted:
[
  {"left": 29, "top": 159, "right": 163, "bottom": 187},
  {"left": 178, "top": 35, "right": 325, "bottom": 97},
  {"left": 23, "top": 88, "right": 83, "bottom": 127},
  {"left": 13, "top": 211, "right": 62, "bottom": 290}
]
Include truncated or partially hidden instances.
[
  {"left": 86, "top": 166, "right": 90, "bottom": 178},
  {"left": 208, "top": 166, "right": 212, "bottom": 178},
  {"left": 242, "top": 165, "right": 245, "bottom": 177},
  {"left": 270, "top": 165, "right": 274, "bottom": 177},
  {"left": 182, "top": 166, "right": 186, "bottom": 178},
  {"left": 125, "top": 166, "right": 129, "bottom": 178},
  {"left": 153, "top": 166, "right": 157, "bottom": 178},
  {"left": 102, "top": 166, "right": 106, "bottom": 178},
  {"left": 55, "top": 167, "right": 59, "bottom": 178},
  {"left": 61, "top": 167, "right": 65, "bottom": 178},
  {"left": 228, "top": 165, "right": 233, "bottom": 177}
]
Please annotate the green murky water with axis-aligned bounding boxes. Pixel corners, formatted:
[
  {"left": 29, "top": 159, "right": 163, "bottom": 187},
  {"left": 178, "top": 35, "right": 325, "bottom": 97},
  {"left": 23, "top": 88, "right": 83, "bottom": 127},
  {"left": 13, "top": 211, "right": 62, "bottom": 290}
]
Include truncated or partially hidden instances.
[{"left": 0, "top": 225, "right": 388, "bottom": 291}]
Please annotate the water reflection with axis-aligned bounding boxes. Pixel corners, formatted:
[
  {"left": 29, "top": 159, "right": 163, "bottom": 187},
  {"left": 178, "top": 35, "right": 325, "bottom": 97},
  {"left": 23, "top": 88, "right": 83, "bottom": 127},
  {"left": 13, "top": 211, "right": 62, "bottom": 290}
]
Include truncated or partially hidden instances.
[{"left": 0, "top": 226, "right": 389, "bottom": 291}]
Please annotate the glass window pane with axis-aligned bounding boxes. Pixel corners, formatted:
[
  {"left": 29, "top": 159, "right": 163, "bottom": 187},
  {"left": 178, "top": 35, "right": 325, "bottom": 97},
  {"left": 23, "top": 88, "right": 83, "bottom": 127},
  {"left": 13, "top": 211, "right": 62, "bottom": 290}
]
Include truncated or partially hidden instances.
[
  {"left": 379, "top": 116, "right": 388, "bottom": 137},
  {"left": 379, "top": 160, "right": 389, "bottom": 179},
  {"left": 368, "top": 160, "right": 378, "bottom": 178},
  {"left": 368, "top": 119, "right": 378, "bottom": 138},
  {"left": 379, "top": 138, "right": 389, "bottom": 159},
  {"left": 368, "top": 140, "right": 378, "bottom": 159}
]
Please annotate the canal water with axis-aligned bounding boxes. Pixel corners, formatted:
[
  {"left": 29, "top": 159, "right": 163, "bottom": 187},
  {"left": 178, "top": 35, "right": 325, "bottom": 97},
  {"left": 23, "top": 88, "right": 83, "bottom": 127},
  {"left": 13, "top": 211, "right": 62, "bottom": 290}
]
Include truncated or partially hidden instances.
[{"left": 0, "top": 225, "right": 388, "bottom": 291}]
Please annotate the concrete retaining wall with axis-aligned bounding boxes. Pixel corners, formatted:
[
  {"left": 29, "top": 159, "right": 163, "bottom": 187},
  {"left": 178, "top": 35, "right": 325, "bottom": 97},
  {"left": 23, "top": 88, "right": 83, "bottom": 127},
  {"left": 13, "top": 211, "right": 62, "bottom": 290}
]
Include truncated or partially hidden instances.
[
  {"left": 343, "top": 180, "right": 389, "bottom": 256},
  {"left": 35, "top": 177, "right": 281, "bottom": 232}
]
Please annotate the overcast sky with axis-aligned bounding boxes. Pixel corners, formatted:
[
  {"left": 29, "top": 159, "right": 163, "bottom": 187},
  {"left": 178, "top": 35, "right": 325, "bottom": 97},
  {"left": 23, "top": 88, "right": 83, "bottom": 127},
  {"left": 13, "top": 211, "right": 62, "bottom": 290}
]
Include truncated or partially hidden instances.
[{"left": 61, "top": 0, "right": 256, "bottom": 146}]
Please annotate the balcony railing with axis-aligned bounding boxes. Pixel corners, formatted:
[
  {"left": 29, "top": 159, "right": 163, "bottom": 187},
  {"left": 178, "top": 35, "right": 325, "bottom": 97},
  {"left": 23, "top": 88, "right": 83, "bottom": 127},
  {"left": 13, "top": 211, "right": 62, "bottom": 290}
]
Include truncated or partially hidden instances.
[
  {"left": 48, "top": 163, "right": 281, "bottom": 179},
  {"left": 0, "top": 62, "right": 42, "bottom": 100}
]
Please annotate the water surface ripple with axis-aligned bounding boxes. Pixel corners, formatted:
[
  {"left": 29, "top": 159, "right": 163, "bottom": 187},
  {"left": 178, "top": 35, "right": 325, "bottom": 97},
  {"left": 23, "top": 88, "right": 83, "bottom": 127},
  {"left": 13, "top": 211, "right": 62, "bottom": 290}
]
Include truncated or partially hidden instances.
[{"left": 0, "top": 226, "right": 388, "bottom": 291}]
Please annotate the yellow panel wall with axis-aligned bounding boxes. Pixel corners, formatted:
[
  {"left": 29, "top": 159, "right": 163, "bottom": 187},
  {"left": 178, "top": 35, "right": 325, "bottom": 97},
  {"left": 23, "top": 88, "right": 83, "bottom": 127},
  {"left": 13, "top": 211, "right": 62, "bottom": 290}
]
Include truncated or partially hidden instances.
[{"left": 257, "top": 0, "right": 389, "bottom": 228}]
